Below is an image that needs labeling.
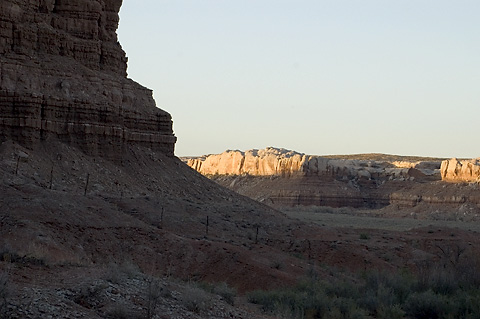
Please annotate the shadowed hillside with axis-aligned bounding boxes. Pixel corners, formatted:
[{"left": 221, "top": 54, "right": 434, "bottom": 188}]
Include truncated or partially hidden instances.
[{"left": 2, "top": 1, "right": 480, "bottom": 318}]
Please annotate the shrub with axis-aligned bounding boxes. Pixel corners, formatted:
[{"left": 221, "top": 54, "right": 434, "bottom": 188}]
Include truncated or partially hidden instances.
[
  {"left": 0, "top": 272, "right": 8, "bottom": 319},
  {"left": 427, "top": 267, "right": 458, "bottom": 295},
  {"left": 324, "top": 278, "right": 360, "bottom": 300},
  {"left": 364, "top": 269, "right": 416, "bottom": 305},
  {"left": 452, "top": 291, "right": 480, "bottom": 319},
  {"left": 145, "top": 279, "right": 165, "bottom": 319},
  {"left": 330, "top": 297, "right": 371, "bottom": 319},
  {"left": 247, "top": 289, "right": 285, "bottom": 313},
  {"left": 212, "top": 282, "right": 236, "bottom": 306},
  {"left": 247, "top": 267, "right": 480, "bottom": 319},
  {"left": 360, "top": 233, "right": 370, "bottom": 240},
  {"left": 195, "top": 281, "right": 236, "bottom": 306},
  {"left": 404, "top": 290, "right": 452, "bottom": 319},
  {"left": 72, "top": 283, "right": 106, "bottom": 309},
  {"left": 376, "top": 304, "right": 405, "bottom": 319},
  {"left": 106, "top": 304, "right": 130, "bottom": 319},
  {"left": 104, "top": 261, "right": 141, "bottom": 284},
  {"left": 271, "top": 261, "right": 284, "bottom": 270},
  {"left": 182, "top": 284, "right": 210, "bottom": 313},
  {"left": 0, "top": 245, "right": 45, "bottom": 266},
  {"left": 247, "top": 281, "right": 328, "bottom": 318}
]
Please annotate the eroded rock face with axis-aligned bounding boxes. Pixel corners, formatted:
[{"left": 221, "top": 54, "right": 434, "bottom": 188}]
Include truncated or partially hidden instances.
[
  {"left": 187, "top": 149, "right": 480, "bottom": 212},
  {"left": 185, "top": 147, "right": 439, "bottom": 181},
  {"left": 0, "top": 0, "right": 176, "bottom": 158},
  {"left": 183, "top": 148, "right": 445, "bottom": 209},
  {"left": 441, "top": 158, "right": 480, "bottom": 182},
  {"left": 187, "top": 148, "right": 306, "bottom": 177}
]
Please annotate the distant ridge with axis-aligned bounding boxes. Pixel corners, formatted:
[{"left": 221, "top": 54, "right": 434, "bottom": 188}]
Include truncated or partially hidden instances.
[
  {"left": 183, "top": 147, "right": 480, "bottom": 211},
  {"left": 322, "top": 153, "right": 446, "bottom": 162},
  {"left": 182, "top": 147, "right": 442, "bottom": 178}
]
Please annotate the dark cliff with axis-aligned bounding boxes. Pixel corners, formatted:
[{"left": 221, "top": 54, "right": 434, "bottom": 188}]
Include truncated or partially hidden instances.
[{"left": 0, "top": 0, "right": 176, "bottom": 158}]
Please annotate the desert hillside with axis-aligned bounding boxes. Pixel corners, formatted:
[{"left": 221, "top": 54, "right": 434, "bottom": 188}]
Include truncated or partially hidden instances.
[
  {"left": 0, "top": 0, "right": 304, "bottom": 317},
  {"left": 2, "top": 1, "right": 480, "bottom": 318}
]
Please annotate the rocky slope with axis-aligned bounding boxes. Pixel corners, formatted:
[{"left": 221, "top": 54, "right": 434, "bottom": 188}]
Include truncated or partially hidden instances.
[
  {"left": 0, "top": 140, "right": 307, "bottom": 318},
  {"left": 4, "top": 141, "right": 480, "bottom": 317},
  {"left": 0, "top": 0, "right": 176, "bottom": 159},
  {"left": 0, "top": 1, "right": 300, "bottom": 317}
]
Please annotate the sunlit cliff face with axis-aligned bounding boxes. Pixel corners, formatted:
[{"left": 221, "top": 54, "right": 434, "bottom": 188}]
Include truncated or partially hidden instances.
[{"left": 184, "top": 147, "right": 442, "bottom": 180}]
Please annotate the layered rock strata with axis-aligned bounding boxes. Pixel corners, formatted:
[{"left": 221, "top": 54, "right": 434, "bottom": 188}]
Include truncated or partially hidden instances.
[
  {"left": 0, "top": 0, "right": 176, "bottom": 157},
  {"left": 440, "top": 158, "right": 480, "bottom": 182},
  {"left": 188, "top": 149, "right": 480, "bottom": 213},
  {"left": 184, "top": 147, "right": 445, "bottom": 209},
  {"left": 185, "top": 147, "right": 440, "bottom": 181}
]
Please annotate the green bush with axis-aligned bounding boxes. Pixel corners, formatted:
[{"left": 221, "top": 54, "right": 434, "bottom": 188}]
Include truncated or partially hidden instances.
[
  {"left": 404, "top": 290, "right": 452, "bottom": 319},
  {"left": 248, "top": 265, "right": 480, "bottom": 319},
  {"left": 212, "top": 282, "right": 236, "bottom": 306},
  {"left": 427, "top": 267, "right": 458, "bottom": 295},
  {"left": 145, "top": 279, "right": 165, "bottom": 319},
  {"left": 360, "top": 233, "right": 370, "bottom": 240},
  {"left": 449, "top": 291, "right": 480, "bottom": 319},
  {"left": 195, "top": 281, "right": 236, "bottom": 306},
  {"left": 376, "top": 304, "right": 405, "bottom": 319},
  {"left": 0, "top": 272, "right": 8, "bottom": 319},
  {"left": 182, "top": 284, "right": 211, "bottom": 313},
  {"left": 247, "top": 282, "right": 328, "bottom": 318}
]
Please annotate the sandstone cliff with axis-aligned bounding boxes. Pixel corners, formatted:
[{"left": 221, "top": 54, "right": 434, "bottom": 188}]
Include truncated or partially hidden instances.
[
  {"left": 180, "top": 148, "right": 480, "bottom": 212},
  {"left": 0, "top": 0, "right": 176, "bottom": 157},
  {"left": 185, "top": 147, "right": 440, "bottom": 181},
  {"left": 440, "top": 158, "right": 480, "bottom": 182},
  {"left": 187, "top": 148, "right": 305, "bottom": 177},
  {"left": 186, "top": 149, "right": 480, "bottom": 215}
]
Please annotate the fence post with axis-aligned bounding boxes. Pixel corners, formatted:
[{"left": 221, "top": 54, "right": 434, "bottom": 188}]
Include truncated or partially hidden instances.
[
  {"left": 49, "top": 163, "right": 54, "bottom": 189},
  {"left": 84, "top": 173, "right": 90, "bottom": 196},
  {"left": 206, "top": 216, "right": 209, "bottom": 237},
  {"left": 15, "top": 156, "right": 20, "bottom": 175},
  {"left": 160, "top": 206, "right": 164, "bottom": 229}
]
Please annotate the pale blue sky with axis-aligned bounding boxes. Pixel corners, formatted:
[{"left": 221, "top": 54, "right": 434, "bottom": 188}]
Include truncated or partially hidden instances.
[{"left": 118, "top": 1, "right": 480, "bottom": 158}]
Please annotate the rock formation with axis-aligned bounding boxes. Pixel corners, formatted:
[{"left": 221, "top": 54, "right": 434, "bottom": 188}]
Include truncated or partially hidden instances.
[
  {"left": 183, "top": 148, "right": 447, "bottom": 209},
  {"left": 187, "top": 149, "right": 480, "bottom": 213},
  {"left": 0, "top": 2, "right": 318, "bottom": 314},
  {"left": 187, "top": 148, "right": 305, "bottom": 177},
  {"left": 0, "top": 0, "right": 176, "bottom": 158},
  {"left": 185, "top": 147, "right": 440, "bottom": 181},
  {"left": 441, "top": 158, "right": 480, "bottom": 182}
]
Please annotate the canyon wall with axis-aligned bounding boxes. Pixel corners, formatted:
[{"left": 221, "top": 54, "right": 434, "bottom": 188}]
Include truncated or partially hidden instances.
[
  {"left": 440, "top": 158, "right": 480, "bottom": 182},
  {"left": 185, "top": 147, "right": 440, "bottom": 181},
  {"left": 187, "top": 149, "right": 480, "bottom": 214},
  {"left": 187, "top": 148, "right": 305, "bottom": 177},
  {"left": 0, "top": 0, "right": 176, "bottom": 158},
  {"left": 183, "top": 148, "right": 447, "bottom": 209}
]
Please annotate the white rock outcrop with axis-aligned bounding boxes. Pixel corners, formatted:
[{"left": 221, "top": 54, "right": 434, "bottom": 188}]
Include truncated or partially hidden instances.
[
  {"left": 441, "top": 158, "right": 480, "bottom": 182},
  {"left": 184, "top": 147, "right": 440, "bottom": 181}
]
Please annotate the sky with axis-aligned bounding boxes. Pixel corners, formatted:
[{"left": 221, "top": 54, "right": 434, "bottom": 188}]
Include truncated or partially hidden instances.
[{"left": 118, "top": 1, "right": 480, "bottom": 158}]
